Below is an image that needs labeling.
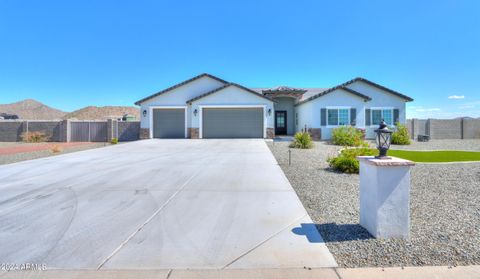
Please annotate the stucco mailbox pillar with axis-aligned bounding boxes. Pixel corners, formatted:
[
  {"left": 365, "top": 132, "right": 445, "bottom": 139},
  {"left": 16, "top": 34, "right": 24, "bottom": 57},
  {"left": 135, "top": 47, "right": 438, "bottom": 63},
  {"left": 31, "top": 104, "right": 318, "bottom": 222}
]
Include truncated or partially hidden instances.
[{"left": 357, "top": 156, "right": 415, "bottom": 239}]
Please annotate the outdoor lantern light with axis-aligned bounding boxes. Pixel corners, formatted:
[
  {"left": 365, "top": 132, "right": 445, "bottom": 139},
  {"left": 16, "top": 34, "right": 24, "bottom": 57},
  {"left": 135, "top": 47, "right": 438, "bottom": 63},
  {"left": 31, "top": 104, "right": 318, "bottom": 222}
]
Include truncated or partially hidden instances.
[
  {"left": 142, "top": 109, "right": 147, "bottom": 117},
  {"left": 375, "top": 120, "right": 393, "bottom": 159},
  {"left": 267, "top": 108, "right": 272, "bottom": 116},
  {"left": 193, "top": 109, "right": 198, "bottom": 116}
]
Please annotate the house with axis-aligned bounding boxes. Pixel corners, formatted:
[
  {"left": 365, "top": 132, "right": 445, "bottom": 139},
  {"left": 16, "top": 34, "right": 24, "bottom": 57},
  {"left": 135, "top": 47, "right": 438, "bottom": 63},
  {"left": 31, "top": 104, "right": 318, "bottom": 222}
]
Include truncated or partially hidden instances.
[{"left": 135, "top": 73, "right": 413, "bottom": 140}]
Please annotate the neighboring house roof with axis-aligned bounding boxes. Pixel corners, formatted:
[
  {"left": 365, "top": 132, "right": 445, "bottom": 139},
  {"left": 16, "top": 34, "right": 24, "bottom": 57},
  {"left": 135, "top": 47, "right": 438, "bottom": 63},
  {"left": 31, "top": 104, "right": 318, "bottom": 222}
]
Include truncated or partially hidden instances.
[
  {"left": 186, "top": 83, "right": 275, "bottom": 104},
  {"left": 134, "top": 73, "right": 228, "bottom": 105},
  {"left": 295, "top": 86, "right": 372, "bottom": 106}
]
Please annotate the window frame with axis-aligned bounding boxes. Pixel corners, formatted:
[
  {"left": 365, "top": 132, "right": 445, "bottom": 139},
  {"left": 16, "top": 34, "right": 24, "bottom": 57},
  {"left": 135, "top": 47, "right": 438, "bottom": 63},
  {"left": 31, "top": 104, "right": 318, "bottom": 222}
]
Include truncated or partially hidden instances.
[
  {"left": 326, "top": 106, "right": 351, "bottom": 128},
  {"left": 369, "top": 107, "right": 394, "bottom": 126}
]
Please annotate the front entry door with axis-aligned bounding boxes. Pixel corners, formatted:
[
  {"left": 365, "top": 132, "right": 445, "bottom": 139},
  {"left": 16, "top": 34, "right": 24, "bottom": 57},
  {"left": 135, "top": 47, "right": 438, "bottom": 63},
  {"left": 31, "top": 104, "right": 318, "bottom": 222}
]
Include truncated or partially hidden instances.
[{"left": 275, "top": 111, "right": 287, "bottom": 135}]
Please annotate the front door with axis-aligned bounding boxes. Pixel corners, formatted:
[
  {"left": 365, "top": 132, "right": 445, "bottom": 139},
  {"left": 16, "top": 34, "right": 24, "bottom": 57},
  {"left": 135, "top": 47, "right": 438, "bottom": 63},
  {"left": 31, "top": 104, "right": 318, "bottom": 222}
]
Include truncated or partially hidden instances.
[{"left": 275, "top": 111, "right": 287, "bottom": 135}]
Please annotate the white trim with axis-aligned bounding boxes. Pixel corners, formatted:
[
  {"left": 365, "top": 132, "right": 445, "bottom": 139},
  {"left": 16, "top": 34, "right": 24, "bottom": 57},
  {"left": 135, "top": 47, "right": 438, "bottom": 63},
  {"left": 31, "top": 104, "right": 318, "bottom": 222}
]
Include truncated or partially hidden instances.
[
  {"left": 369, "top": 107, "right": 394, "bottom": 127},
  {"left": 149, "top": 105, "right": 188, "bottom": 139},
  {"left": 198, "top": 105, "right": 267, "bottom": 139},
  {"left": 325, "top": 107, "right": 351, "bottom": 128}
]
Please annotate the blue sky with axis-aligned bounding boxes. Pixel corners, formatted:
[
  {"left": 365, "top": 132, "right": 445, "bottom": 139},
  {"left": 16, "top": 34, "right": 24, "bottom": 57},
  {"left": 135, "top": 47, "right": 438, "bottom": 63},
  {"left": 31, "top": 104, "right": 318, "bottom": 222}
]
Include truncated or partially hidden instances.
[{"left": 0, "top": 0, "right": 479, "bottom": 118}]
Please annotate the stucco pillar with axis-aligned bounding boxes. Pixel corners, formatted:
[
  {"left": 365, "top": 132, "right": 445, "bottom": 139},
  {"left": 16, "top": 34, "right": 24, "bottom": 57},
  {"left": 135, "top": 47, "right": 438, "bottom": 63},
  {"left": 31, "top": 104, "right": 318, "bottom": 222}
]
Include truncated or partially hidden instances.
[{"left": 357, "top": 156, "right": 415, "bottom": 239}]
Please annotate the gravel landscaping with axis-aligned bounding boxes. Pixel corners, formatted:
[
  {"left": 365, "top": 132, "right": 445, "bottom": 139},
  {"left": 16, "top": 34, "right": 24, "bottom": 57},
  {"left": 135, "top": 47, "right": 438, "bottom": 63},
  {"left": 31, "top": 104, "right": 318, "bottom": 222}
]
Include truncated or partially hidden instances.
[
  {"left": 389, "top": 139, "right": 480, "bottom": 151},
  {"left": 0, "top": 142, "right": 110, "bottom": 165},
  {"left": 267, "top": 140, "right": 480, "bottom": 268}
]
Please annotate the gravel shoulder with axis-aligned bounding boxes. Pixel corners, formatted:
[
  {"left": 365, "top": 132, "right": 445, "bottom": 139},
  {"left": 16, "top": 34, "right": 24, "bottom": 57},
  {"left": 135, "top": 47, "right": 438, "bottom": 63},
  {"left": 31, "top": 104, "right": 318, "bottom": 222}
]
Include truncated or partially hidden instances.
[
  {"left": 267, "top": 140, "right": 480, "bottom": 268},
  {"left": 0, "top": 142, "right": 111, "bottom": 165}
]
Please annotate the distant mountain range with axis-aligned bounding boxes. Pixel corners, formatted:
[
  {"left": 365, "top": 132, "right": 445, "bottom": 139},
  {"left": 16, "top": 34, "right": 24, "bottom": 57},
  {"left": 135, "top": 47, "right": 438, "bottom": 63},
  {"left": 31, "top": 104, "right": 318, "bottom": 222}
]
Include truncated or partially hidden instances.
[
  {"left": 0, "top": 99, "right": 139, "bottom": 120},
  {"left": 0, "top": 99, "right": 66, "bottom": 120}
]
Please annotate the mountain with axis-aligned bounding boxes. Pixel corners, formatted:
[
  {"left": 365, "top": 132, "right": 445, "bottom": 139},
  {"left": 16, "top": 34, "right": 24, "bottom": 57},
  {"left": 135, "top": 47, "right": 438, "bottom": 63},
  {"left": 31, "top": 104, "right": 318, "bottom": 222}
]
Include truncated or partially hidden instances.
[
  {"left": 63, "top": 106, "right": 139, "bottom": 120},
  {"left": 0, "top": 99, "right": 67, "bottom": 120}
]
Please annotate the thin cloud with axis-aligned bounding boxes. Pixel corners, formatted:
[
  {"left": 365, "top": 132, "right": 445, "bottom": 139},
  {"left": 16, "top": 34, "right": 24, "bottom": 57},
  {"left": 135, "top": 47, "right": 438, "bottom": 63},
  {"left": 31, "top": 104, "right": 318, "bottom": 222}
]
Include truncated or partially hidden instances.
[
  {"left": 448, "top": 95, "right": 465, "bottom": 99},
  {"left": 459, "top": 105, "right": 475, "bottom": 109}
]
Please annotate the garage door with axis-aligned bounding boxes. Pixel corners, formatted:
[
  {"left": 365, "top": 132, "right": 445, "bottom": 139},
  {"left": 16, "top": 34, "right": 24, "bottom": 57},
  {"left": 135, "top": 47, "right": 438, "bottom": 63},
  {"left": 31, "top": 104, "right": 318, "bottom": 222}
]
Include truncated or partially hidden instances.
[
  {"left": 202, "top": 108, "right": 264, "bottom": 138},
  {"left": 153, "top": 108, "right": 185, "bottom": 138}
]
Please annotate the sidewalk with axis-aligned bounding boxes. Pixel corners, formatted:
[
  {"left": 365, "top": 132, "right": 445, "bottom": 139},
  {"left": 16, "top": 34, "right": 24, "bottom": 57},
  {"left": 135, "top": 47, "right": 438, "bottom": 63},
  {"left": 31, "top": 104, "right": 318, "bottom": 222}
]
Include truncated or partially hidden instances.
[{"left": 1, "top": 266, "right": 479, "bottom": 279}]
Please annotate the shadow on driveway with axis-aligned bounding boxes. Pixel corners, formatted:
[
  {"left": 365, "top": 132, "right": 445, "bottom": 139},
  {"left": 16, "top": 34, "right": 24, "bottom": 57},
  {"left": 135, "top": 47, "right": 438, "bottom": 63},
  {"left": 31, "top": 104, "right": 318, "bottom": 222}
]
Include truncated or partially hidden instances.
[{"left": 293, "top": 223, "right": 374, "bottom": 243}]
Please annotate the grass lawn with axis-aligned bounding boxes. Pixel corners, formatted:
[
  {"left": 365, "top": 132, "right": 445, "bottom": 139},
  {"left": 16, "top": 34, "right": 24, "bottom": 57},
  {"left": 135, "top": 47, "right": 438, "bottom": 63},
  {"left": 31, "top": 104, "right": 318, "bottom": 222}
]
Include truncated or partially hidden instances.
[{"left": 387, "top": 149, "right": 480, "bottom": 162}]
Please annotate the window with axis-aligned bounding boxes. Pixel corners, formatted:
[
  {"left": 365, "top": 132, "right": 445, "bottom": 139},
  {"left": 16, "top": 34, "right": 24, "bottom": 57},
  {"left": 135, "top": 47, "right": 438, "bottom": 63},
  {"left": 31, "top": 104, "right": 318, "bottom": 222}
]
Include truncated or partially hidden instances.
[
  {"left": 327, "top": 108, "right": 350, "bottom": 126},
  {"left": 295, "top": 113, "right": 298, "bottom": 125},
  {"left": 371, "top": 108, "right": 393, "bottom": 126}
]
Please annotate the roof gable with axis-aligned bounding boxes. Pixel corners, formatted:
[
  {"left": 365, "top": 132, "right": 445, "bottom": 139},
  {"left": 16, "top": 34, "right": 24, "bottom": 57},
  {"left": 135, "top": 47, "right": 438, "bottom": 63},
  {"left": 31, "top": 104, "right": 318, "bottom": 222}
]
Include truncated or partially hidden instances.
[
  {"left": 295, "top": 77, "right": 413, "bottom": 106},
  {"left": 296, "top": 86, "right": 371, "bottom": 106},
  {"left": 134, "top": 73, "right": 228, "bottom": 105},
  {"left": 186, "top": 83, "right": 274, "bottom": 104},
  {"left": 342, "top": 77, "right": 414, "bottom": 102}
]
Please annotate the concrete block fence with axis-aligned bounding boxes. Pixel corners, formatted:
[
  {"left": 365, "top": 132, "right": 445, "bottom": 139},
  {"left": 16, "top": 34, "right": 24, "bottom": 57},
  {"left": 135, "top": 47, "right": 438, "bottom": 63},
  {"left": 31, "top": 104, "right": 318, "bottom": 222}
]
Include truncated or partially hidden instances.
[
  {"left": 406, "top": 118, "right": 480, "bottom": 140},
  {"left": 1, "top": 118, "right": 478, "bottom": 142},
  {"left": 0, "top": 120, "right": 140, "bottom": 142}
]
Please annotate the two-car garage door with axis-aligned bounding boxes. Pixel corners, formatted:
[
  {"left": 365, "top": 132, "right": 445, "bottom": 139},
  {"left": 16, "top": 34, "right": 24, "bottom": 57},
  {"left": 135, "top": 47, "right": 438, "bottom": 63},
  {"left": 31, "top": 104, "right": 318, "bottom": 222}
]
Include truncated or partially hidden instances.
[
  {"left": 152, "top": 107, "right": 264, "bottom": 139},
  {"left": 202, "top": 108, "right": 263, "bottom": 138}
]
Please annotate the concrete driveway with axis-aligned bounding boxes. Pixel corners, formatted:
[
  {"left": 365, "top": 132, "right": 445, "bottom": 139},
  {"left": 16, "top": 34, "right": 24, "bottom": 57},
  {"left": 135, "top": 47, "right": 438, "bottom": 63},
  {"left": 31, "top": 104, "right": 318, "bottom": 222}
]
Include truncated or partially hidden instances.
[{"left": 0, "top": 139, "right": 336, "bottom": 269}]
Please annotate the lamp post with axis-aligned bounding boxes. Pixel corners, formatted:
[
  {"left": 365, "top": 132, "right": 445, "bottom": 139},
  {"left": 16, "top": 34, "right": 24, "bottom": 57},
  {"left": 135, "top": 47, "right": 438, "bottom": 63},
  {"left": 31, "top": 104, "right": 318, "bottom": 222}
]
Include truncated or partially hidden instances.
[{"left": 374, "top": 120, "right": 393, "bottom": 159}]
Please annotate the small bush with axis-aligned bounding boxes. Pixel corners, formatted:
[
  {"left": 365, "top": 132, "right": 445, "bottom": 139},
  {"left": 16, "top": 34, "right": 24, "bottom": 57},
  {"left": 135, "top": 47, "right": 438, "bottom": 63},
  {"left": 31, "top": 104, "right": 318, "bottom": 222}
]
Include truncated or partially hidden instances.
[
  {"left": 327, "top": 146, "right": 376, "bottom": 174},
  {"left": 331, "top": 126, "right": 364, "bottom": 147},
  {"left": 391, "top": 122, "right": 411, "bottom": 145},
  {"left": 21, "top": 131, "right": 49, "bottom": 143},
  {"left": 50, "top": 144, "right": 63, "bottom": 153},
  {"left": 289, "top": 131, "right": 313, "bottom": 149},
  {"left": 110, "top": 138, "right": 119, "bottom": 144}
]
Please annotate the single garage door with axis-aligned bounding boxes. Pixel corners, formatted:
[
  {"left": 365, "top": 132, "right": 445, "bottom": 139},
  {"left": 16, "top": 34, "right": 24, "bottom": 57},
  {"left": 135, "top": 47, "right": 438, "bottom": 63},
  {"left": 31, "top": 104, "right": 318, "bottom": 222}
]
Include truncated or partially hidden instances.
[
  {"left": 153, "top": 108, "right": 185, "bottom": 138},
  {"left": 202, "top": 108, "right": 264, "bottom": 138}
]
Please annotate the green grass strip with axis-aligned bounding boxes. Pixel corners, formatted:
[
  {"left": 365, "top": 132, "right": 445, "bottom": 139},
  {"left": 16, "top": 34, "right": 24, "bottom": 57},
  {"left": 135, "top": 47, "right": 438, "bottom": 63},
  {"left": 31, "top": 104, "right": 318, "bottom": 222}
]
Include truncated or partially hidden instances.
[{"left": 386, "top": 149, "right": 480, "bottom": 162}]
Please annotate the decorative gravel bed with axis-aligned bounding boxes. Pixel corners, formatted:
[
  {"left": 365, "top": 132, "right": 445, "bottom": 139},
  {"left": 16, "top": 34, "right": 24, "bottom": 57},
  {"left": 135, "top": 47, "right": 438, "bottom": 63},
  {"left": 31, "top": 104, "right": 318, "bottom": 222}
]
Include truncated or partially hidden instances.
[
  {"left": 267, "top": 140, "right": 480, "bottom": 268},
  {"left": 0, "top": 142, "right": 110, "bottom": 165},
  {"left": 390, "top": 139, "right": 480, "bottom": 151}
]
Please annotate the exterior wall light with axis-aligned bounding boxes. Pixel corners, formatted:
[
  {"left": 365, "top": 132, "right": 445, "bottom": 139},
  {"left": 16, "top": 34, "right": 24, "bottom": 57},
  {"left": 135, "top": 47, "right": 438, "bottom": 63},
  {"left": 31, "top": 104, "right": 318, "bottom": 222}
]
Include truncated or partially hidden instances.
[
  {"left": 267, "top": 108, "right": 272, "bottom": 116},
  {"left": 375, "top": 120, "right": 393, "bottom": 159},
  {"left": 142, "top": 109, "right": 147, "bottom": 117},
  {"left": 193, "top": 109, "right": 198, "bottom": 116}
]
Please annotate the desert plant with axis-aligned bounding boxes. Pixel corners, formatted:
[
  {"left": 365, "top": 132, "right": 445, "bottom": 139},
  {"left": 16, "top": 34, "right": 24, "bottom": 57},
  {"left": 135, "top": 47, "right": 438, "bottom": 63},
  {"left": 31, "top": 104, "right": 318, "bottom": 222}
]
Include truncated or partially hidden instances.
[
  {"left": 21, "top": 131, "right": 49, "bottom": 143},
  {"left": 50, "top": 144, "right": 63, "bottom": 153},
  {"left": 331, "top": 126, "right": 364, "bottom": 147},
  {"left": 289, "top": 131, "right": 313, "bottom": 149},
  {"left": 391, "top": 122, "right": 411, "bottom": 145},
  {"left": 110, "top": 137, "right": 119, "bottom": 144},
  {"left": 327, "top": 146, "right": 376, "bottom": 174}
]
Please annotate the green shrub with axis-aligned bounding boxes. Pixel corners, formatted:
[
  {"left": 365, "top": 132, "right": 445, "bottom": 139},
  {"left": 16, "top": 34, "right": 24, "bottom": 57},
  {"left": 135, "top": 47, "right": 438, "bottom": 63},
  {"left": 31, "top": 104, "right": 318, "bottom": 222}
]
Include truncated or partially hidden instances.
[
  {"left": 289, "top": 131, "right": 313, "bottom": 149},
  {"left": 327, "top": 146, "right": 376, "bottom": 174},
  {"left": 331, "top": 126, "right": 364, "bottom": 147},
  {"left": 391, "top": 122, "right": 411, "bottom": 145},
  {"left": 110, "top": 138, "right": 119, "bottom": 144},
  {"left": 21, "top": 131, "right": 49, "bottom": 143}
]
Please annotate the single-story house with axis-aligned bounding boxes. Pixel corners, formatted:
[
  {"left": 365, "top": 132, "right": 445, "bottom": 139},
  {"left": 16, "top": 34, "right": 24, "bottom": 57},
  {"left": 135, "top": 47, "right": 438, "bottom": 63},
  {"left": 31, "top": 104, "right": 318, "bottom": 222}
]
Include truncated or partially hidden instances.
[{"left": 135, "top": 73, "right": 413, "bottom": 140}]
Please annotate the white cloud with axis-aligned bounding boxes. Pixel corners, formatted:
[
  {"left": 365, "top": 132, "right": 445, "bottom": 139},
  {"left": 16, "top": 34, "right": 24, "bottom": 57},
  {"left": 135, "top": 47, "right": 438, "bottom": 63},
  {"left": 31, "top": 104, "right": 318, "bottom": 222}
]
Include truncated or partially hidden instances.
[
  {"left": 459, "top": 105, "right": 475, "bottom": 109},
  {"left": 448, "top": 95, "right": 465, "bottom": 99}
]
